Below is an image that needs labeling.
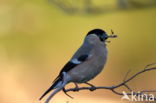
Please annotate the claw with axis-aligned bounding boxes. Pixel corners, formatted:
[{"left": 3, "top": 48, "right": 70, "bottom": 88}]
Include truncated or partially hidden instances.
[
  {"left": 62, "top": 88, "right": 74, "bottom": 99},
  {"left": 85, "top": 82, "right": 96, "bottom": 91},
  {"left": 89, "top": 87, "right": 96, "bottom": 91},
  {"left": 73, "top": 83, "right": 79, "bottom": 92}
]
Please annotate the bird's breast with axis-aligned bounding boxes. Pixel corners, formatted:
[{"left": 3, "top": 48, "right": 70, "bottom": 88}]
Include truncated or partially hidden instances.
[{"left": 68, "top": 46, "right": 107, "bottom": 83}]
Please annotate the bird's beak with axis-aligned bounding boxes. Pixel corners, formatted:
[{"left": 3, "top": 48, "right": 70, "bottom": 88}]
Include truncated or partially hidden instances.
[{"left": 104, "top": 34, "right": 117, "bottom": 43}]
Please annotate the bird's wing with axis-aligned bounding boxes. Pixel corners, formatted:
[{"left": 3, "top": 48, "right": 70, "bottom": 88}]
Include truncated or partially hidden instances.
[
  {"left": 53, "top": 54, "right": 89, "bottom": 83},
  {"left": 61, "top": 54, "right": 89, "bottom": 72},
  {"left": 39, "top": 54, "right": 89, "bottom": 100}
]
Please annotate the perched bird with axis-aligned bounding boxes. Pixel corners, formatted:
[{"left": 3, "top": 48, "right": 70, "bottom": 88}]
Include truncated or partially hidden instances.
[{"left": 39, "top": 29, "right": 117, "bottom": 103}]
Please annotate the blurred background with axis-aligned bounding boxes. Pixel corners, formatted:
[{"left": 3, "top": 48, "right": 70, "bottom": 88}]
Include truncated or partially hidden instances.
[{"left": 0, "top": 0, "right": 156, "bottom": 103}]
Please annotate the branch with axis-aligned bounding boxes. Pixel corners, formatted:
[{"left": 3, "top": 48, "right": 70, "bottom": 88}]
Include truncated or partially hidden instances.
[{"left": 64, "top": 63, "right": 156, "bottom": 101}]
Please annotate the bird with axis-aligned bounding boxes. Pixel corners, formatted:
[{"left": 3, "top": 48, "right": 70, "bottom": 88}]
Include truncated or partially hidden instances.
[{"left": 39, "top": 29, "right": 117, "bottom": 103}]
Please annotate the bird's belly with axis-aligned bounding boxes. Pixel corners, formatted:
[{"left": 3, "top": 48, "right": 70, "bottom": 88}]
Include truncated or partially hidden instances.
[
  {"left": 68, "top": 48, "right": 107, "bottom": 83},
  {"left": 68, "top": 64, "right": 104, "bottom": 83}
]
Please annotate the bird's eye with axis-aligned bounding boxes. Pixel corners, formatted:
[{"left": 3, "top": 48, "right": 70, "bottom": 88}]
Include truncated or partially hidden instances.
[
  {"left": 99, "top": 36, "right": 104, "bottom": 42},
  {"left": 98, "top": 34, "right": 108, "bottom": 42},
  {"left": 103, "top": 34, "right": 108, "bottom": 40}
]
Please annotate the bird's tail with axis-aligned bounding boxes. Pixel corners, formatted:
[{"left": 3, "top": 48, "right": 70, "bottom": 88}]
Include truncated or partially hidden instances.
[
  {"left": 44, "top": 82, "right": 67, "bottom": 103},
  {"left": 39, "top": 78, "right": 62, "bottom": 100}
]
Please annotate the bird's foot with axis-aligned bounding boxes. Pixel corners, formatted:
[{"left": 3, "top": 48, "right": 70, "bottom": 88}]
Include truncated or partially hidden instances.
[
  {"left": 63, "top": 88, "right": 74, "bottom": 99},
  {"left": 73, "top": 83, "right": 79, "bottom": 92},
  {"left": 89, "top": 86, "right": 96, "bottom": 91},
  {"left": 85, "top": 82, "right": 96, "bottom": 91}
]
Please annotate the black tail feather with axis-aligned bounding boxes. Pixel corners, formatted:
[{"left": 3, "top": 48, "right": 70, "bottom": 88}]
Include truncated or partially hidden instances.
[
  {"left": 39, "top": 78, "right": 61, "bottom": 100},
  {"left": 39, "top": 85, "right": 54, "bottom": 100}
]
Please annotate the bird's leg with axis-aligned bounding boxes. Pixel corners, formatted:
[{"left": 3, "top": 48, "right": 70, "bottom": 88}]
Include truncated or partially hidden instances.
[
  {"left": 73, "top": 83, "right": 79, "bottom": 92},
  {"left": 62, "top": 87, "right": 74, "bottom": 99},
  {"left": 85, "top": 82, "right": 96, "bottom": 91},
  {"left": 62, "top": 72, "right": 74, "bottom": 99},
  {"left": 62, "top": 83, "right": 79, "bottom": 98}
]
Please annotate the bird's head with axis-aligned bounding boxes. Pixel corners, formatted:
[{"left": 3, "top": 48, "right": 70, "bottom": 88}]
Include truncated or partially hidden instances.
[{"left": 86, "top": 29, "right": 117, "bottom": 43}]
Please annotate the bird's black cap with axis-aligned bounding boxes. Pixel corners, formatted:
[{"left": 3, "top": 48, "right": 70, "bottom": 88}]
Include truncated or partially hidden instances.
[{"left": 87, "top": 29, "right": 108, "bottom": 41}]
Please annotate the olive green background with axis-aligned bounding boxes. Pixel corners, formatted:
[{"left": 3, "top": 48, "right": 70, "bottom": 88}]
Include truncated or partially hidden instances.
[{"left": 0, "top": 0, "right": 156, "bottom": 103}]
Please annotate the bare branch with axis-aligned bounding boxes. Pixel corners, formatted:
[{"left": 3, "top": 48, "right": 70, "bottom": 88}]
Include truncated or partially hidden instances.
[
  {"left": 123, "top": 69, "right": 131, "bottom": 82},
  {"left": 144, "top": 63, "right": 156, "bottom": 70},
  {"left": 141, "top": 90, "right": 156, "bottom": 93},
  {"left": 124, "top": 84, "right": 132, "bottom": 92},
  {"left": 114, "top": 67, "right": 156, "bottom": 89},
  {"left": 64, "top": 64, "right": 156, "bottom": 101}
]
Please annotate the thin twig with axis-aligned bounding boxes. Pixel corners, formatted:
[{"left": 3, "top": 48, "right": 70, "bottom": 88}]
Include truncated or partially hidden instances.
[
  {"left": 123, "top": 69, "right": 131, "bottom": 82},
  {"left": 42, "top": 63, "right": 156, "bottom": 102},
  {"left": 141, "top": 90, "right": 156, "bottom": 93},
  {"left": 144, "top": 63, "right": 156, "bottom": 70},
  {"left": 114, "top": 67, "right": 156, "bottom": 89},
  {"left": 64, "top": 64, "right": 156, "bottom": 101},
  {"left": 124, "top": 84, "right": 132, "bottom": 92}
]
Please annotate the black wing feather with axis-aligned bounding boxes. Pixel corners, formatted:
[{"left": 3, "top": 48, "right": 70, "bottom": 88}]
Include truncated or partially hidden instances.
[
  {"left": 39, "top": 54, "right": 89, "bottom": 100},
  {"left": 53, "top": 61, "right": 78, "bottom": 83},
  {"left": 78, "top": 54, "right": 88, "bottom": 62},
  {"left": 53, "top": 54, "right": 89, "bottom": 83}
]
